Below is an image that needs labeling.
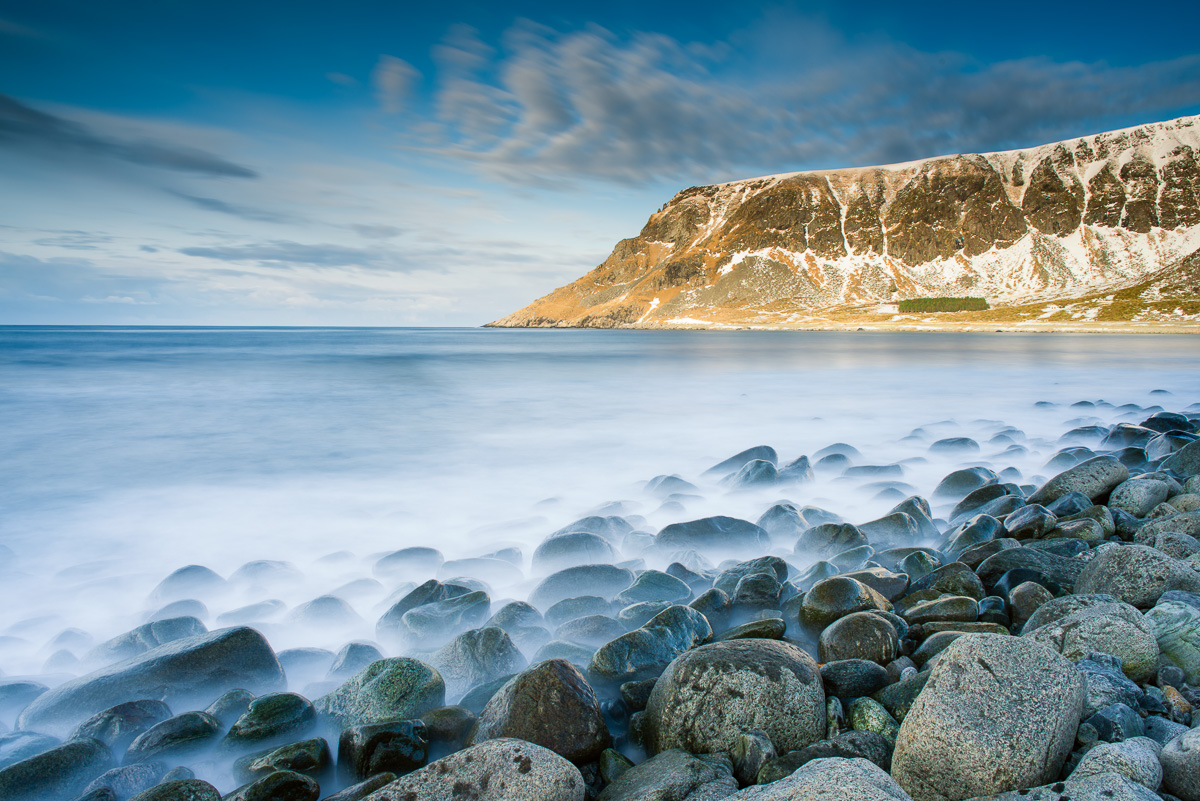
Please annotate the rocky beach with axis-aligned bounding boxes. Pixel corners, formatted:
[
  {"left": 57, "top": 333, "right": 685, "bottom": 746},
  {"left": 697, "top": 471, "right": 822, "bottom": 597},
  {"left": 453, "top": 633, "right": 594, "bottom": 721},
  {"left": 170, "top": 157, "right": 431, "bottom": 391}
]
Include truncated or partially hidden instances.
[{"left": 3, "top": 389, "right": 1200, "bottom": 801}]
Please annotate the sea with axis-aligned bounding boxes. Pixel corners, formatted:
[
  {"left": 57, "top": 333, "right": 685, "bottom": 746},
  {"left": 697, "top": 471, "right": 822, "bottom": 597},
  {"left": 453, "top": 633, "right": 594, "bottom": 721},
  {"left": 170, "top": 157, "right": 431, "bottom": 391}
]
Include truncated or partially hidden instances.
[{"left": 1, "top": 326, "right": 1198, "bottom": 677}]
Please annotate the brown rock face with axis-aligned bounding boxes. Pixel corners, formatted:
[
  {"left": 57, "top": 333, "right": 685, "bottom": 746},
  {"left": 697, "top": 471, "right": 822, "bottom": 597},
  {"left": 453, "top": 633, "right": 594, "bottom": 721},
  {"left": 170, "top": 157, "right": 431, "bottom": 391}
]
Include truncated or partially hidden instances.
[
  {"left": 487, "top": 115, "right": 1200, "bottom": 328},
  {"left": 1023, "top": 157, "right": 1082, "bottom": 235}
]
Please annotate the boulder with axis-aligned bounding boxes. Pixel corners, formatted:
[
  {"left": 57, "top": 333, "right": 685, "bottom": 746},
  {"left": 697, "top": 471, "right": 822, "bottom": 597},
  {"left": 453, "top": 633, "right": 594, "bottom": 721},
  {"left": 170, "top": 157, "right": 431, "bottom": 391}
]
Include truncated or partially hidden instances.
[
  {"left": 959, "top": 772, "right": 1162, "bottom": 801},
  {"left": 360, "top": 738, "right": 584, "bottom": 800},
  {"left": 1143, "top": 600, "right": 1200, "bottom": 684},
  {"left": 891, "top": 634, "right": 1085, "bottom": 801},
  {"left": 468, "top": 659, "right": 611, "bottom": 765},
  {"left": 596, "top": 748, "right": 736, "bottom": 801},
  {"left": 17, "top": 627, "right": 283, "bottom": 737},
  {"left": 315, "top": 658, "right": 445, "bottom": 729},
  {"left": 656, "top": 516, "right": 771, "bottom": 558},
  {"left": 337, "top": 720, "right": 427, "bottom": 782},
  {"left": 734, "top": 756, "right": 912, "bottom": 800},
  {"left": 645, "top": 639, "right": 825, "bottom": 755},
  {"left": 800, "top": 577, "right": 891, "bottom": 629},
  {"left": 1027, "top": 456, "right": 1128, "bottom": 505},
  {"left": 818, "top": 612, "right": 900, "bottom": 665},
  {"left": 588, "top": 605, "right": 712, "bottom": 684},
  {"left": 127, "top": 779, "right": 221, "bottom": 801},
  {"left": 1070, "top": 737, "right": 1162, "bottom": 790},
  {"left": 0, "top": 737, "right": 113, "bottom": 801},
  {"left": 429, "top": 627, "right": 526, "bottom": 700},
  {"left": 531, "top": 566, "right": 635, "bottom": 609},
  {"left": 1074, "top": 544, "right": 1200, "bottom": 608},
  {"left": 1022, "top": 602, "right": 1160, "bottom": 682},
  {"left": 1160, "top": 727, "right": 1200, "bottom": 801}
]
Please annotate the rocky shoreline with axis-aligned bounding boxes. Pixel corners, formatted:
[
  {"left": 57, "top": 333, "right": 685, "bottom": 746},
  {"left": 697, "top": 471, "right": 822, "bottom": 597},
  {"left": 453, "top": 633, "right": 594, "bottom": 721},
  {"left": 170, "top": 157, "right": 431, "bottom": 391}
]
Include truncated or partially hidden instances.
[{"left": 3, "top": 402, "right": 1200, "bottom": 801}]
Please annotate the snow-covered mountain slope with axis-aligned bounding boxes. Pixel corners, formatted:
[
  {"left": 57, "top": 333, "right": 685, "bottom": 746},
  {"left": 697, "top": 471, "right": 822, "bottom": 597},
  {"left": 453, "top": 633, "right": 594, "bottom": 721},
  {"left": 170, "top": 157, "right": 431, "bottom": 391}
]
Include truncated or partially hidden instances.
[{"left": 489, "top": 115, "right": 1200, "bottom": 328}]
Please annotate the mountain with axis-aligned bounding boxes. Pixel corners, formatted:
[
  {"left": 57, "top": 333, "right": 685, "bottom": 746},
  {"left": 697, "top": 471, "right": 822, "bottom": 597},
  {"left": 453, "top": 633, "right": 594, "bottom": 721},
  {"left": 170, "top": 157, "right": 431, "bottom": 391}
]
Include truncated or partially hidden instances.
[{"left": 489, "top": 116, "right": 1200, "bottom": 329}]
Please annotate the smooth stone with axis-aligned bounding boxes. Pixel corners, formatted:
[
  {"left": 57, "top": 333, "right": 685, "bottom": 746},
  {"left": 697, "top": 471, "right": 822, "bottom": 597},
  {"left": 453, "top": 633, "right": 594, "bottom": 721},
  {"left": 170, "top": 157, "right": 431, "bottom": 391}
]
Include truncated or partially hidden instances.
[
  {"left": 468, "top": 659, "right": 610, "bottom": 765},
  {"left": 645, "top": 639, "right": 825, "bottom": 756},
  {"left": 397, "top": 591, "right": 491, "bottom": 647},
  {"left": 656, "top": 516, "right": 771, "bottom": 558},
  {"left": 1046, "top": 519, "right": 1105, "bottom": 544},
  {"left": 329, "top": 642, "right": 386, "bottom": 681},
  {"left": 233, "top": 737, "right": 330, "bottom": 783},
  {"left": 1020, "top": 593, "right": 1119, "bottom": 633},
  {"left": 1083, "top": 702, "right": 1145, "bottom": 742},
  {"left": 818, "top": 612, "right": 899, "bottom": 665},
  {"left": 757, "top": 730, "right": 893, "bottom": 783},
  {"left": 730, "top": 458, "right": 779, "bottom": 488},
  {"left": 902, "top": 597, "right": 979, "bottom": 625},
  {"left": 17, "top": 627, "right": 284, "bottom": 738},
  {"left": 420, "top": 705, "right": 476, "bottom": 749},
  {"left": 125, "top": 711, "right": 221, "bottom": 763},
  {"left": 1073, "top": 653, "right": 1145, "bottom": 717},
  {"left": 288, "top": 595, "right": 363, "bottom": 627},
  {"left": 1109, "top": 479, "right": 1172, "bottom": 518},
  {"left": 531, "top": 566, "right": 634, "bottom": 609},
  {"left": 717, "top": 617, "right": 787, "bottom": 641},
  {"left": 372, "top": 547, "right": 443, "bottom": 580},
  {"left": 86, "top": 618, "right": 208, "bottom": 665},
  {"left": 797, "top": 524, "right": 869, "bottom": 556},
  {"left": 956, "top": 538, "right": 1019, "bottom": 569},
  {"left": 613, "top": 570, "right": 691, "bottom": 607},
  {"left": 1134, "top": 511, "right": 1200, "bottom": 544},
  {"left": 1075, "top": 544, "right": 1200, "bottom": 608},
  {"left": 933, "top": 467, "right": 998, "bottom": 500},
  {"left": 616, "top": 600, "right": 673, "bottom": 629},
  {"left": 943, "top": 516, "right": 1004, "bottom": 559},
  {"left": 905, "top": 563, "right": 985, "bottom": 602},
  {"left": 80, "top": 763, "right": 166, "bottom": 800},
  {"left": 545, "top": 596, "right": 612, "bottom": 628},
  {"left": 1160, "top": 727, "right": 1200, "bottom": 801},
  {"left": 0, "top": 732, "right": 60, "bottom": 771},
  {"left": 800, "top": 577, "right": 891, "bottom": 629},
  {"left": 705, "top": 446, "right": 778, "bottom": 476},
  {"left": 149, "top": 566, "right": 225, "bottom": 603},
  {"left": 127, "top": 779, "right": 220, "bottom": 801},
  {"left": 872, "top": 670, "right": 929, "bottom": 723},
  {"left": 839, "top": 568, "right": 909, "bottom": 602},
  {"left": 1003, "top": 505, "right": 1057, "bottom": 540},
  {"left": 532, "top": 533, "right": 618, "bottom": 574},
  {"left": 429, "top": 627, "right": 526, "bottom": 700},
  {"left": 223, "top": 692, "right": 316, "bottom": 751},
  {"left": 0, "top": 738, "right": 113, "bottom": 801},
  {"left": 321, "top": 773, "right": 395, "bottom": 801},
  {"left": 975, "top": 548, "right": 1083, "bottom": 595},
  {"left": 1028, "top": 456, "right": 1129, "bottom": 506},
  {"left": 531, "top": 641, "right": 593, "bottom": 670},
  {"left": 891, "top": 634, "right": 1086, "bottom": 801},
  {"left": 224, "top": 769, "right": 319, "bottom": 801},
  {"left": 315, "top": 658, "right": 445, "bottom": 729},
  {"left": 732, "top": 731, "right": 777, "bottom": 787},
  {"left": 337, "top": 720, "right": 427, "bottom": 782},
  {"left": 1162, "top": 438, "right": 1200, "bottom": 476},
  {"left": 1023, "top": 602, "right": 1160, "bottom": 682},
  {"left": 714, "top": 557, "right": 789, "bottom": 595},
  {"left": 556, "top": 615, "right": 627, "bottom": 648},
  {"left": 587, "top": 605, "right": 712, "bottom": 684},
  {"left": 596, "top": 749, "right": 735, "bottom": 801},
  {"left": 1154, "top": 531, "right": 1200, "bottom": 559},
  {"left": 69, "top": 699, "right": 172, "bottom": 753},
  {"left": 362, "top": 737, "right": 584, "bottom": 800},
  {"left": 737, "top": 756, "right": 913, "bottom": 800}
]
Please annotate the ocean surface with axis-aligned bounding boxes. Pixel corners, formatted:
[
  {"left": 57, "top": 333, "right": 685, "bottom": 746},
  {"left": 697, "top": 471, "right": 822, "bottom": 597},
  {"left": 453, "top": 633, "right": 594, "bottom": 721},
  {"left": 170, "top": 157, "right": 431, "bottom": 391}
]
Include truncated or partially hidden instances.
[{"left": 2, "top": 326, "right": 1199, "bottom": 677}]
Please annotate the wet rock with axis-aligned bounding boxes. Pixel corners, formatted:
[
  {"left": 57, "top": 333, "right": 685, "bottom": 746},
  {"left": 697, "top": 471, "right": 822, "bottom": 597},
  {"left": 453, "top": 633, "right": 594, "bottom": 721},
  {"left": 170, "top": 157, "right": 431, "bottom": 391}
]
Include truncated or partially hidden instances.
[
  {"left": 820, "top": 659, "right": 890, "bottom": 698},
  {"left": 1028, "top": 456, "right": 1129, "bottom": 506},
  {"left": 80, "top": 763, "right": 166, "bottom": 800},
  {"left": 429, "top": 627, "right": 526, "bottom": 700},
  {"left": 975, "top": 547, "right": 1083, "bottom": 595},
  {"left": 797, "top": 523, "right": 869, "bottom": 556},
  {"left": 800, "top": 577, "right": 891, "bottom": 628},
  {"left": 204, "top": 688, "right": 254, "bottom": 727},
  {"left": 531, "top": 566, "right": 634, "bottom": 609},
  {"left": 588, "top": 604, "right": 711, "bottom": 684},
  {"left": 614, "top": 570, "right": 691, "bottom": 606},
  {"left": 748, "top": 755, "right": 912, "bottom": 799},
  {"left": 616, "top": 600, "right": 673, "bottom": 629},
  {"left": 730, "top": 459, "right": 779, "bottom": 488},
  {"left": 545, "top": 596, "right": 612, "bottom": 628},
  {"left": 1083, "top": 702, "right": 1144, "bottom": 742},
  {"left": 731, "top": 730, "right": 776, "bottom": 787},
  {"left": 533, "top": 533, "right": 618, "bottom": 573},
  {"left": 224, "top": 769, "right": 319, "bottom": 801},
  {"left": 818, "top": 612, "right": 900, "bottom": 665},
  {"left": 891, "top": 634, "right": 1085, "bottom": 801},
  {"left": 223, "top": 692, "right": 316, "bottom": 752},
  {"left": 1109, "top": 478, "right": 1172, "bottom": 518},
  {"left": 87, "top": 617, "right": 208, "bottom": 665},
  {"left": 1075, "top": 544, "right": 1200, "bottom": 608},
  {"left": 125, "top": 711, "right": 222, "bottom": 763},
  {"left": 396, "top": 591, "right": 491, "bottom": 647},
  {"left": 704, "top": 445, "right": 778, "bottom": 477},
  {"left": 69, "top": 699, "right": 172, "bottom": 753},
  {"left": 962, "top": 772, "right": 1160, "bottom": 801},
  {"left": 150, "top": 566, "right": 225, "bottom": 604},
  {"left": 0, "top": 737, "right": 112, "bottom": 801},
  {"left": 363, "top": 737, "right": 584, "bottom": 800},
  {"left": 1024, "top": 602, "right": 1159, "bottom": 681},
  {"left": 1073, "top": 653, "right": 1144, "bottom": 716},
  {"left": 934, "top": 467, "right": 998, "bottom": 500},
  {"left": 598, "top": 750, "right": 736, "bottom": 799},
  {"left": 233, "top": 737, "right": 331, "bottom": 784},
  {"left": 18, "top": 627, "right": 284, "bottom": 738},
  {"left": 338, "top": 720, "right": 427, "bottom": 782},
  {"left": 372, "top": 547, "right": 444, "bottom": 580},
  {"left": 903, "top": 596, "right": 978, "bottom": 625},
  {"left": 645, "top": 639, "right": 825, "bottom": 755},
  {"left": 0, "top": 731, "right": 60, "bottom": 771},
  {"left": 1003, "top": 505, "right": 1057, "bottom": 540},
  {"left": 656, "top": 516, "right": 771, "bottom": 557},
  {"left": 1163, "top": 439, "right": 1200, "bottom": 476},
  {"left": 872, "top": 670, "right": 929, "bottom": 723},
  {"left": 468, "top": 659, "right": 610, "bottom": 765},
  {"left": 556, "top": 615, "right": 627, "bottom": 648},
  {"left": 127, "top": 779, "right": 220, "bottom": 801},
  {"left": 315, "top": 658, "right": 444, "bottom": 729},
  {"left": 840, "top": 567, "right": 909, "bottom": 601},
  {"left": 718, "top": 617, "right": 787, "bottom": 641}
]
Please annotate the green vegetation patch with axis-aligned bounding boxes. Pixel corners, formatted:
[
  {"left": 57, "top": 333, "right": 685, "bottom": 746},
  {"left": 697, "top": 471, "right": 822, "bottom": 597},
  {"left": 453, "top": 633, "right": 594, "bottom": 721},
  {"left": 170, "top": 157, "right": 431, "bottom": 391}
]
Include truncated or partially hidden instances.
[{"left": 898, "top": 297, "right": 990, "bottom": 313}]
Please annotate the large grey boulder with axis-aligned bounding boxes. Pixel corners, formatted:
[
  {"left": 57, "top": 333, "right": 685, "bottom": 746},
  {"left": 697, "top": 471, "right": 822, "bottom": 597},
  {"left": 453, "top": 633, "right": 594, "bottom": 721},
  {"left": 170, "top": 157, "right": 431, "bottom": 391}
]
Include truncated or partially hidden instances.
[
  {"left": 1143, "top": 599, "right": 1200, "bottom": 684},
  {"left": 361, "top": 738, "right": 585, "bottom": 800},
  {"left": 1027, "top": 456, "right": 1128, "bottom": 505},
  {"left": 729, "top": 756, "right": 913, "bottom": 800},
  {"left": 1022, "top": 602, "right": 1159, "bottom": 682},
  {"left": 891, "top": 634, "right": 1085, "bottom": 801},
  {"left": 959, "top": 772, "right": 1161, "bottom": 801},
  {"left": 1070, "top": 737, "right": 1162, "bottom": 790},
  {"left": 596, "top": 749, "right": 736, "bottom": 801},
  {"left": 588, "top": 605, "right": 712, "bottom": 684},
  {"left": 645, "top": 639, "right": 825, "bottom": 756},
  {"left": 315, "top": 658, "right": 445, "bottom": 729},
  {"left": 429, "top": 627, "right": 526, "bottom": 700},
  {"left": 17, "top": 627, "right": 284, "bottom": 737},
  {"left": 1074, "top": 544, "right": 1200, "bottom": 608},
  {"left": 0, "top": 737, "right": 113, "bottom": 801},
  {"left": 1160, "top": 726, "right": 1200, "bottom": 801}
]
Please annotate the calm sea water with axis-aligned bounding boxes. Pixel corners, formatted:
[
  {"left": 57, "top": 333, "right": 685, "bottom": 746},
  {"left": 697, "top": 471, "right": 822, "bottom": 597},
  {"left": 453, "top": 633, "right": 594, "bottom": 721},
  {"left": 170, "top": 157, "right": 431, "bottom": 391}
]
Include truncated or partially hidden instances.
[{"left": 1, "top": 327, "right": 1198, "bottom": 675}]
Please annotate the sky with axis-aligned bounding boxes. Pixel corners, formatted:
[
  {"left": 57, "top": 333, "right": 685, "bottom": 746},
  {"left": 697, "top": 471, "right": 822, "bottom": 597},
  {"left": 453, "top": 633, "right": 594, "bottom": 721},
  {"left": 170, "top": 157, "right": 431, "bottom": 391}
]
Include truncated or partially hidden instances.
[{"left": 2, "top": 0, "right": 1199, "bottom": 326}]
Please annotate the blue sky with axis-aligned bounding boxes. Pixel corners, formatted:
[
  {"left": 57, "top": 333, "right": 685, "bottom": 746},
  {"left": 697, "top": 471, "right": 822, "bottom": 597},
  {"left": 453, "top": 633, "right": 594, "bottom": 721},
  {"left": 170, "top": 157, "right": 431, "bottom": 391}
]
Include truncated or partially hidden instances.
[{"left": 2, "top": 0, "right": 1199, "bottom": 325}]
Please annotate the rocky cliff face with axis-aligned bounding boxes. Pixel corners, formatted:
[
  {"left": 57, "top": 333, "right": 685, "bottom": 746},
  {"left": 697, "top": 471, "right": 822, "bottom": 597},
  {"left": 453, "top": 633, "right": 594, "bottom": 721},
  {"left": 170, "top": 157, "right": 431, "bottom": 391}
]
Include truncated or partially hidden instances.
[{"left": 490, "top": 116, "right": 1200, "bottom": 328}]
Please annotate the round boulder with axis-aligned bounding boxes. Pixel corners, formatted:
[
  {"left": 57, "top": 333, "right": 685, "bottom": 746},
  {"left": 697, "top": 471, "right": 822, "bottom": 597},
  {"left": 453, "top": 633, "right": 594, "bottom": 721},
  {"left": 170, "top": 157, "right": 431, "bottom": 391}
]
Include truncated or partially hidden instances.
[
  {"left": 1022, "top": 602, "right": 1160, "bottom": 682},
  {"left": 891, "top": 634, "right": 1086, "bottom": 801},
  {"left": 817, "top": 612, "right": 899, "bottom": 665},
  {"left": 645, "top": 639, "right": 824, "bottom": 756},
  {"left": 1075, "top": 544, "right": 1200, "bottom": 609},
  {"left": 800, "top": 577, "right": 891, "bottom": 629},
  {"left": 1161, "top": 727, "right": 1200, "bottom": 801}
]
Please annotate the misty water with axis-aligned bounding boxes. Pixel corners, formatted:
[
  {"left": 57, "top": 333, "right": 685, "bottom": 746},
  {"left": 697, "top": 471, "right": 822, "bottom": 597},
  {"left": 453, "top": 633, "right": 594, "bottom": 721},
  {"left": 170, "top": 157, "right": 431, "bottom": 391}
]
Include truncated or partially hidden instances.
[{"left": 2, "top": 326, "right": 1199, "bottom": 789}]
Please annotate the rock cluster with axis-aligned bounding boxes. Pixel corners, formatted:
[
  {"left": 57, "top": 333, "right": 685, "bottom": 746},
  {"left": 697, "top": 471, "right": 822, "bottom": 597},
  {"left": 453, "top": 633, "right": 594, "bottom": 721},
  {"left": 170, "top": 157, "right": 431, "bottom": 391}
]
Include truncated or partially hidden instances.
[{"left": 1, "top": 401, "right": 1200, "bottom": 800}]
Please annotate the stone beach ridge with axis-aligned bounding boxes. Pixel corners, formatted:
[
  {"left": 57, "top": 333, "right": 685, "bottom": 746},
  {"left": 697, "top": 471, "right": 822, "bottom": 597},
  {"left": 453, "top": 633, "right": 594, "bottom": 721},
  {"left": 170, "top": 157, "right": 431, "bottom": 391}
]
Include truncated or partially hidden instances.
[{"left": 2, "top": 402, "right": 1200, "bottom": 800}]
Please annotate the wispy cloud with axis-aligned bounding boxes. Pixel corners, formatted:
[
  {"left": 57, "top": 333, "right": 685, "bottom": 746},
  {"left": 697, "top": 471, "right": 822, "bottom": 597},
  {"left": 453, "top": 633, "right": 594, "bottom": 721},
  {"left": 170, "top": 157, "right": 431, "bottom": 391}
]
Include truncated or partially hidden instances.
[
  {"left": 373, "top": 55, "right": 421, "bottom": 114},
  {"left": 0, "top": 94, "right": 259, "bottom": 179},
  {"left": 32, "top": 230, "right": 115, "bottom": 250},
  {"left": 178, "top": 240, "right": 419, "bottom": 271},
  {"left": 167, "top": 190, "right": 288, "bottom": 223},
  {"left": 397, "top": 20, "right": 1200, "bottom": 186}
]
